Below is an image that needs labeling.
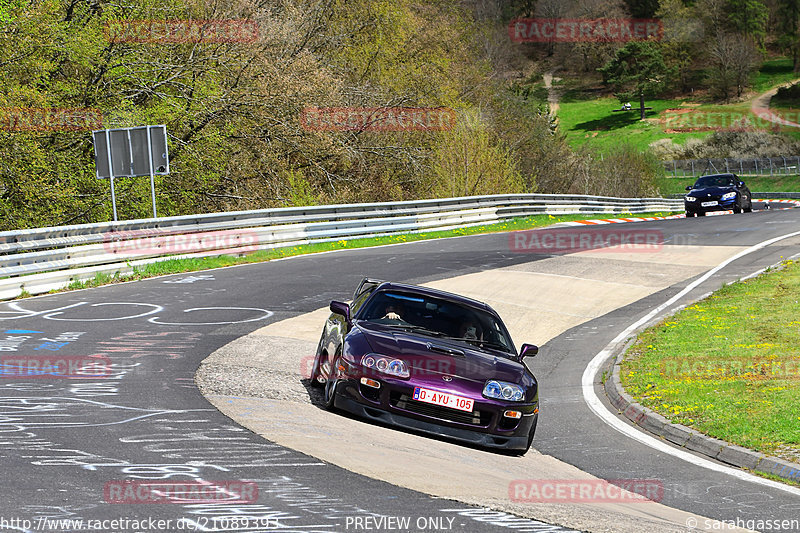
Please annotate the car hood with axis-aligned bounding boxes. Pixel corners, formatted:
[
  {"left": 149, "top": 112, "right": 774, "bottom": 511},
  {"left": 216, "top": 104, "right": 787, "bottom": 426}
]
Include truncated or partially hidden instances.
[
  {"left": 687, "top": 186, "right": 734, "bottom": 197},
  {"left": 355, "top": 322, "right": 524, "bottom": 384}
]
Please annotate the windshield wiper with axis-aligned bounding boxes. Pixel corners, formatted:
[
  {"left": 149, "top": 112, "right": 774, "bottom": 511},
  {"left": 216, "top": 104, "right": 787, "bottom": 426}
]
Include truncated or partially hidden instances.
[
  {"left": 383, "top": 323, "right": 447, "bottom": 337},
  {"left": 446, "top": 336, "right": 512, "bottom": 353}
]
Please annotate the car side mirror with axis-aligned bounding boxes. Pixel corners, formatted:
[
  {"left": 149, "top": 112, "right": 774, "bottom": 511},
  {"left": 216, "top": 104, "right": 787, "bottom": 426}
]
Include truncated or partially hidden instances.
[
  {"left": 738, "top": 181, "right": 745, "bottom": 187},
  {"left": 329, "top": 301, "right": 351, "bottom": 325},
  {"left": 519, "top": 343, "right": 538, "bottom": 360},
  {"left": 685, "top": 185, "right": 692, "bottom": 191}
]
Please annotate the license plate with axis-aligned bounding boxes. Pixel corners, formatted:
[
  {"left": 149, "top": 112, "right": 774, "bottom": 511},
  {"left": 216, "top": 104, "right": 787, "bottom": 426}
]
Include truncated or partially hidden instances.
[
  {"left": 413, "top": 387, "right": 474, "bottom": 412},
  {"left": 701, "top": 201, "right": 718, "bottom": 207}
]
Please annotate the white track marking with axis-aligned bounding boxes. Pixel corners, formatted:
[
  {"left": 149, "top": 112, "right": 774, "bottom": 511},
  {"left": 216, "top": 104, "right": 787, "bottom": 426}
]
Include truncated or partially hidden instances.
[{"left": 582, "top": 229, "right": 800, "bottom": 496}]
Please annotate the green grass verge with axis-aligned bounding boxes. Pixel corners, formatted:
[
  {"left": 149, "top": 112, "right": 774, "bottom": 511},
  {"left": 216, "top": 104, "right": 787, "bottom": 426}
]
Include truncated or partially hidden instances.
[
  {"left": 38, "top": 212, "right": 678, "bottom": 296},
  {"left": 557, "top": 97, "right": 707, "bottom": 152},
  {"left": 752, "top": 58, "right": 799, "bottom": 93},
  {"left": 656, "top": 175, "right": 800, "bottom": 196},
  {"left": 620, "top": 259, "right": 800, "bottom": 466},
  {"left": 556, "top": 57, "right": 800, "bottom": 153}
]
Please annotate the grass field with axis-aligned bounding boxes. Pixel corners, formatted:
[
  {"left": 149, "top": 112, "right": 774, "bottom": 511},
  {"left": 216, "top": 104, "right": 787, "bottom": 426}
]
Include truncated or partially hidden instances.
[
  {"left": 620, "top": 259, "right": 800, "bottom": 466},
  {"left": 752, "top": 58, "right": 799, "bottom": 93},
  {"left": 556, "top": 58, "right": 800, "bottom": 154}
]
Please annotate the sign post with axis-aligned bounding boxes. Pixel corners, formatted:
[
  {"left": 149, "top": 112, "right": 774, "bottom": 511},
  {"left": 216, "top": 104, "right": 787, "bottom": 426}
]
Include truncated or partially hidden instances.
[
  {"left": 103, "top": 129, "right": 118, "bottom": 221},
  {"left": 92, "top": 125, "right": 169, "bottom": 221}
]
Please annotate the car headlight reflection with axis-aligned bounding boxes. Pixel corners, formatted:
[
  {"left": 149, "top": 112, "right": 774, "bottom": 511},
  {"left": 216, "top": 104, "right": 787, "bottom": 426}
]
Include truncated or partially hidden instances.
[
  {"left": 361, "top": 354, "right": 409, "bottom": 378},
  {"left": 721, "top": 192, "right": 736, "bottom": 200},
  {"left": 685, "top": 196, "right": 697, "bottom": 202},
  {"left": 483, "top": 380, "right": 524, "bottom": 402}
]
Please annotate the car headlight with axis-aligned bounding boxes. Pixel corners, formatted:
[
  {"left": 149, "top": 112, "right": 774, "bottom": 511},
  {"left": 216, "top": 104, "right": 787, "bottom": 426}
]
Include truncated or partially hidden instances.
[
  {"left": 483, "top": 380, "right": 525, "bottom": 402},
  {"left": 685, "top": 196, "right": 696, "bottom": 202},
  {"left": 361, "top": 354, "right": 409, "bottom": 378},
  {"left": 721, "top": 192, "right": 736, "bottom": 200}
]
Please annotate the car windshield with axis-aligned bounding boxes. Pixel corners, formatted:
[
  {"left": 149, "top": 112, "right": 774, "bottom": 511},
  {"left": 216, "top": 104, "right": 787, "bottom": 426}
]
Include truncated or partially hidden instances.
[
  {"left": 693, "top": 175, "right": 736, "bottom": 188},
  {"left": 358, "top": 290, "right": 516, "bottom": 356}
]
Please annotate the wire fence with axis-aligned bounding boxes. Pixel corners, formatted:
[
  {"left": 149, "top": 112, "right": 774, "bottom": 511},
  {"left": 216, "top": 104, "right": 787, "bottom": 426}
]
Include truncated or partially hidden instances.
[{"left": 664, "top": 156, "right": 800, "bottom": 177}]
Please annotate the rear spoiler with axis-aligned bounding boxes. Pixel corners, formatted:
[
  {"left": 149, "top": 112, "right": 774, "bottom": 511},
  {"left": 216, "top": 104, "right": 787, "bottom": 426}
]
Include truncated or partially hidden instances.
[{"left": 353, "top": 277, "right": 385, "bottom": 301}]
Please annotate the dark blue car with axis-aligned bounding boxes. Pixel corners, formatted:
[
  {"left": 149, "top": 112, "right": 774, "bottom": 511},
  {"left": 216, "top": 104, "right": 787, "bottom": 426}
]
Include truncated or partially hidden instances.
[{"left": 684, "top": 173, "right": 753, "bottom": 217}]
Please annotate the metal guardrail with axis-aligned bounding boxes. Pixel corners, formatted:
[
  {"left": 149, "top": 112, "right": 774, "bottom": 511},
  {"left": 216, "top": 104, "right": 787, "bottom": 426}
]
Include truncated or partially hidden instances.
[
  {"left": 668, "top": 191, "right": 800, "bottom": 199},
  {"left": 665, "top": 157, "right": 800, "bottom": 177},
  {"left": 0, "top": 194, "right": 683, "bottom": 300}
]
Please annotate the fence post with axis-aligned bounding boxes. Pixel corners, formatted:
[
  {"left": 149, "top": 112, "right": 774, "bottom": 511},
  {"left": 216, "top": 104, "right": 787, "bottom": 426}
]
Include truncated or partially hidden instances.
[
  {"left": 691, "top": 160, "right": 694, "bottom": 176},
  {"left": 755, "top": 158, "right": 758, "bottom": 175},
  {"left": 740, "top": 160, "right": 743, "bottom": 174},
  {"left": 725, "top": 158, "right": 728, "bottom": 173}
]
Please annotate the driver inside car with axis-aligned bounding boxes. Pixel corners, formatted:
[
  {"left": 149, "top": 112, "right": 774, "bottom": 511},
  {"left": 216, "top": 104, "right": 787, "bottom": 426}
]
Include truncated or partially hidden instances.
[
  {"left": 458, "top": 318, "right": 482, "bottom": 340},
  {"left": 382, "top": 303, "right": 405, "bottom": 321}
]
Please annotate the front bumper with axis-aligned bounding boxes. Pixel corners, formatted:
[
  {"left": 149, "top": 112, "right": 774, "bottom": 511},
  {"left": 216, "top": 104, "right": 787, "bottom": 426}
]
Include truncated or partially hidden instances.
[
  {"left": 331, "top": 377, "right": 538, "bottom": 450},
  {"left": 685, "top": 197, "right": 736, "bottom": 213}
]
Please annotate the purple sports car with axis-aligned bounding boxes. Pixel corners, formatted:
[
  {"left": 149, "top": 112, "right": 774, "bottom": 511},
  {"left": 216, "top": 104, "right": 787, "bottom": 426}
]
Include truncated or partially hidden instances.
[{"left": 310, "top": 278, "right": 539, "bottom": 453}]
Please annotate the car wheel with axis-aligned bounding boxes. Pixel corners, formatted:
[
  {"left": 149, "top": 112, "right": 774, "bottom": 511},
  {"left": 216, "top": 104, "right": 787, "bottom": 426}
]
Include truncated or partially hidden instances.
[
  {"left": 733, "top": 197, "right": 742, "bottom": 214},
  {"left": 310, "top": 350, "right": 325, "bottom": 387},
  {"left": 323, "top": 352, "right": 341, "bottom": 410},
  {"left": 697, "top": 211, "right": 706, "bottom": 217},
  {"left": 744, "top": 201, "right": 753, "bottom": 213}
]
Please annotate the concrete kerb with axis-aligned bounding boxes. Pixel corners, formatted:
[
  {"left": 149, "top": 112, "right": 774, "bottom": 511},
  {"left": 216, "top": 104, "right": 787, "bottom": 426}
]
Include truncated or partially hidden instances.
[{"left": 604, "top": 333, "right": 800, "bottom": 486}]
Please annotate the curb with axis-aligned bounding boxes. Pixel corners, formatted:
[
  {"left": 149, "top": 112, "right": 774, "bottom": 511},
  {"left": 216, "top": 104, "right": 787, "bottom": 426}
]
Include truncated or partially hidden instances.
[{"left": 604, "top": 348, "right": 800, "bottom": 486}]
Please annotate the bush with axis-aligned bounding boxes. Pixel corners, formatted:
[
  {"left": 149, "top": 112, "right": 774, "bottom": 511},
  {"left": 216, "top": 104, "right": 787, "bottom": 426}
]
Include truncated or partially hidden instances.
[
  {"left": 569, "top": 145, "right": 661, "bottom": 197},
  {"left": 648, "top": 131, "right": 800, "bottom": 160},
  {"left": 774, "top": 83, "right": 800, "bottom": 102}
]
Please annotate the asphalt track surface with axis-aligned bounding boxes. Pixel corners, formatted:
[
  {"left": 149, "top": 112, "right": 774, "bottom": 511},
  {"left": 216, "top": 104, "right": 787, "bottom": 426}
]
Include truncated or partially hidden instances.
[{"left": 0, "top": 203, "right": 799, "bottom": 533}]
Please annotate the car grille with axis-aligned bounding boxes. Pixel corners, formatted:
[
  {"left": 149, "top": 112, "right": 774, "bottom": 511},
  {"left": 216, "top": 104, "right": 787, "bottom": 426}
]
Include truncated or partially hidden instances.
[{"left": 389, "top": 391, "right": 491, "bottom": 427}]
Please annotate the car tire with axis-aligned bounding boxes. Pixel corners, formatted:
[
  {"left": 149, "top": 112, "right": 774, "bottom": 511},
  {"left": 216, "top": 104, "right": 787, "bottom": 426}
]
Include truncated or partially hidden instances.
[
  {"left": 323, "top": 352, "right": 341, "bottom": 410},
  {"left": 310, "top": 350, "right": 324, "bottom": 387},
  {"left": 744, "top": 201, "right": 753, "bottom": 213},
  {"left": 733, "top": 197, "right": 743, "bottom": 214},
  {"left": 697, "top": 211, "right": 706, "bottom": 217}
]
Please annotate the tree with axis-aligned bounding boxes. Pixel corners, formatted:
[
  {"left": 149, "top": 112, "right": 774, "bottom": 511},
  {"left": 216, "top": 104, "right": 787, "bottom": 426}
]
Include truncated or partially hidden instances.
[
  {"left": 725, "top": 0, "right": 768, "bottom": 47},
  {"left": 707, "top": 32, "right": 760, "bottom": 99},
  {"left": 656, "top": 0, "right": 702, "bottom": 92},
  {"left": 598, "top": 41, "right": 674, "bottom": 120},
  {"left": 777, "top": 0, "right": 800, "bottom": 71},
  {"left": 623, "top": 0, "right": 660, "bottom": 18},
  {"left": 427, "top": 109, "right": 524, "bottom": 198}
]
